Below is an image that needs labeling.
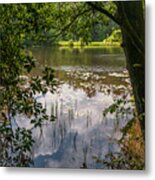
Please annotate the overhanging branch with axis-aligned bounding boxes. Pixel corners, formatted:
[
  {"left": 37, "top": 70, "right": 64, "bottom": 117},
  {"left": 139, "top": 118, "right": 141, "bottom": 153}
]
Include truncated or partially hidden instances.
[
  {"left": 86, "top": 2, "right": 121, "bottom": 25},
  {"left": 86, "top": 1, "right": 144, "bottom": 56},
  {"left": 51, "top": 7, "right": 92, "bottom": 41}
]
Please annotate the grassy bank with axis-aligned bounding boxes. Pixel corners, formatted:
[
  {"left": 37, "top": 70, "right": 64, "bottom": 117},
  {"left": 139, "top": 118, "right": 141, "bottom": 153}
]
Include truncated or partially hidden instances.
[{"left": 58, "top": 41, "right": 121, "bottom": 48}]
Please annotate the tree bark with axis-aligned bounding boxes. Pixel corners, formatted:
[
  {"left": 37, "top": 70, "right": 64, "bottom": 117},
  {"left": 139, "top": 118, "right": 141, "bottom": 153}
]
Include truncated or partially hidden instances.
[{"left": 116, "top": 1, "right": 145, "bottom": 138}]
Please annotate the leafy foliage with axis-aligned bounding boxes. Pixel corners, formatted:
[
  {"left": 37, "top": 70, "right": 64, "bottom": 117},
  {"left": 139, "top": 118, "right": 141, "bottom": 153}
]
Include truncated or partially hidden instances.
[
  {"left": 103, "top": 94, "right": 134, "bottom": 123},
  {"left": 0, "top": 4, "right": 56, "bottom": 166},
  {"left": 102, "top": 94, "right": 144, "bottom": 169},
  {"left": 103, "top": 29, "right": 122, "bottom": 45}
]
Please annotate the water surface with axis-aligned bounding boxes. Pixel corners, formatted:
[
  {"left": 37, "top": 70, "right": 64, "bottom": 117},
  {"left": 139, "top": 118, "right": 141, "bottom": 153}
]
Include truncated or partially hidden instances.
[{"left": 26, "top": 47, "right": 132, "bottom": 168}]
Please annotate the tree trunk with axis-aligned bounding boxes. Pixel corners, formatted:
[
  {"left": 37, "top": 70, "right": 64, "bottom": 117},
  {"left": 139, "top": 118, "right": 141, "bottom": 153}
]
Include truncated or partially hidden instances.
[
  {"left": 87, "top": 1, "right": 145, "bottom": 139},
  {"left": 116, "top": 1, "right": 145, "bottom": 138}
]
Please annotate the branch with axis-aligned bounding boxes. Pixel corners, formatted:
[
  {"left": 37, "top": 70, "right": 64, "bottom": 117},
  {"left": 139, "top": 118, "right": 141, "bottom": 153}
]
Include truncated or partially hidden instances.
[
  {"left": 87, "top": 1, "right": 144, "bottom": 56},
  {"left": 86, "top": 2, "right": 121, "bottom": 25},
  {"left": 51, "top": 7, "right": 92, "bottom": 41}
]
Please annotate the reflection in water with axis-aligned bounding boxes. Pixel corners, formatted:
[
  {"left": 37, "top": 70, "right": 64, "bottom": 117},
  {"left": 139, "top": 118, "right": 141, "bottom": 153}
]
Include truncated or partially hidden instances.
[{"left": 26, "top": 47, "right": 133, "bottom": 168}]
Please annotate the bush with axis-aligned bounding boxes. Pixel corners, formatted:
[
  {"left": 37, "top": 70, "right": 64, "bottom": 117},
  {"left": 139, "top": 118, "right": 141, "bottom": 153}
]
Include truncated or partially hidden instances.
[{"left": 68, "top": 39, "right": 74, "bottom": 47}]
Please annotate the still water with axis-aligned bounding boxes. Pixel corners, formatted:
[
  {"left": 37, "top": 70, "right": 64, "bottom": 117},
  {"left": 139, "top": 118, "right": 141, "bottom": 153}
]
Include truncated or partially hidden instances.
[{"left": 25, "top": 47, "right": 132, "bottom": 168}]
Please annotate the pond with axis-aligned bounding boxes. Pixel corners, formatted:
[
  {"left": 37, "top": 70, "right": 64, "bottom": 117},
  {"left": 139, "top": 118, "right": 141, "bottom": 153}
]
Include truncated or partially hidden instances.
[{"left": 23, "top": 47, "right": 133, "bottom": 168}]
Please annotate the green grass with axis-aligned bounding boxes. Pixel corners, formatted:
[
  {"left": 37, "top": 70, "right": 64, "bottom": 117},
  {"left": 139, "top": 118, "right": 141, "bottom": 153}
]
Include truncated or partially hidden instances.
[{"left": 58, "top": 41, "right": 121, "bottom": 48}]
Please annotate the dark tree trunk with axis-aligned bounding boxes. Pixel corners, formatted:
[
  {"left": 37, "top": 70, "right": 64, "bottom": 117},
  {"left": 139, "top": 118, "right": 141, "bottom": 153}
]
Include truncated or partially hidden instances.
[{"left": 116, "top": 1, "right": 145, "bottom": 138}]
